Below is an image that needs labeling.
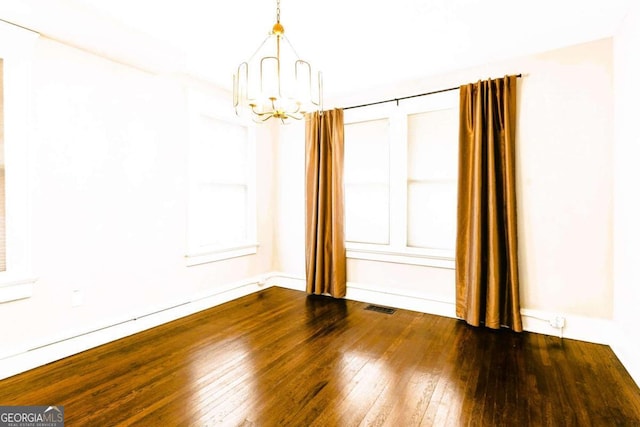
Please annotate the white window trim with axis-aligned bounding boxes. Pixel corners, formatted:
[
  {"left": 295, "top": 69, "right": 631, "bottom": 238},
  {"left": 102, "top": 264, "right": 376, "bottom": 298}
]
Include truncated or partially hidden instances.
[
  {"left": 0, "top": 21, "right": 38, "bottom": 302},
  {"left": 343, "top": 90, "right": 459, "bottom": 269},
  {"left": 185, "top": 243, "right": 259, "bottom": 267},
  {"left": 346, "top": 246, "right": 455, "bottom": 269},
  {"left": 185, "top": 89, "right": 258, "bottom": 265}
]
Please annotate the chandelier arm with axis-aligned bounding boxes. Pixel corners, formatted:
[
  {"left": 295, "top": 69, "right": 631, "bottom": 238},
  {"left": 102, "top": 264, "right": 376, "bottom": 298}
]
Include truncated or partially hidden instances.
[
  {"left": 233, "top": 62, "right": 249, "bottom": 109},
  {"left": 250, "top": 104, "right": 267, "bottom": 116},
  {"left": 249, "top": 110, "right": 275, "bottom": 124}
]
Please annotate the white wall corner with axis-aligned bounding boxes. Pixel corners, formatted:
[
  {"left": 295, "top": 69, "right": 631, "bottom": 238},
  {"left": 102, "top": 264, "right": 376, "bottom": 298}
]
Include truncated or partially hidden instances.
[
  {"left": 265, "top": 272, "right": 306, "bottom": 291},
  {"left": 610, "top": 325, "right": 640, "bottom": 389}
]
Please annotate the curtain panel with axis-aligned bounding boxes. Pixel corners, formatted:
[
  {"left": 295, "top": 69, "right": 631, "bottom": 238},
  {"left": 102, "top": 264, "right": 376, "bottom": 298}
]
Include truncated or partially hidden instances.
[
  {"left": 305, "top": 109, "right": 347, "bottom": 298},
  {"left": 456, "top": 75, "right": 523, "bottom": 331}
]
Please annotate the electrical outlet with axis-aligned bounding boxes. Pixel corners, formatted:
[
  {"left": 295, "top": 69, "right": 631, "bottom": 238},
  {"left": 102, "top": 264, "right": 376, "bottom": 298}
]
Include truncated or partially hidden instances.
[
  {"left": 550, "top": 316, "right": 565, "bottom": 329},
  {"left": 71, "top": 290, "right": 84, "bottom": 307}
]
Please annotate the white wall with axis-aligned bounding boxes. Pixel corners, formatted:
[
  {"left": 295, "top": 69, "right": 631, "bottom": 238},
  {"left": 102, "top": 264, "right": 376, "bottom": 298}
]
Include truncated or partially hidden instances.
[
  {"left": 277, "top": 38, "right": 615, "bottom": 334},
  {"left": 517, "top": 39, "right": 613, "bottom": 319},
  {"left": 0, "top": 36, "right": 276, "bottom": 363},
  {"left": 0, "top": 27, "right": 625, "bottom": 379},
  {"left": 613, "top": 3, "right": 640, "bottom": 386}
]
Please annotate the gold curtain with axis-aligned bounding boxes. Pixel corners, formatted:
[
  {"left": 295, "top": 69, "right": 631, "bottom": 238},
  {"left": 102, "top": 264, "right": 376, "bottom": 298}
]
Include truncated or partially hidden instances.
[
  {"left": 305, "top": 109, "right": 347, "bottom": 298},
  {"left": 456, "top": 75, "right": 522, "bottom": 331}
]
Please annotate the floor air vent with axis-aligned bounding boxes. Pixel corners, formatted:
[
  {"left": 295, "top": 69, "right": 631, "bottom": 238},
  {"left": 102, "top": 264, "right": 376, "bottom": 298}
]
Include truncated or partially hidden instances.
[{"left": 364, "top": 304, "right": 396, "bottom": 314}]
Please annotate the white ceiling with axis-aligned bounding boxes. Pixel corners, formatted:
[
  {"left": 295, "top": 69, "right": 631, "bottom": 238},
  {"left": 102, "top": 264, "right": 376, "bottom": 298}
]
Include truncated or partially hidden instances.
[{"left": 0, "top": 0, "right": 632, "bottom": 100}]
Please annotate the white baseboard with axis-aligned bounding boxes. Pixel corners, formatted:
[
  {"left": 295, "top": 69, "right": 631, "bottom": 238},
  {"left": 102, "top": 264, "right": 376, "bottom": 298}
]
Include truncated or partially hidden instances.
[
  {"left": 265, "top": 272, "right": 306, "bottom": 291},
  {"left": 345, "top": 285, "right": 615, "bottom": 346},
  {"left": 267, "top": 274, "right": 457, "bottom": 318},
  {"left": 267, "top": 274, "right": 615, "bottom": 345},
  {"left": 345, "top": 282, "right": 457, "bottom": 319},
  {"left": 1, "top": 271, "right": 624, "bottom": 385},
  {"left": 0, "top": 275, "right": 273, "bottom": 381},
  {"left": 610, "top": 326, "right": 640, "bottom": 388},
  {"left": 520, "top": 309, "right": 614, "bottom": 344}
]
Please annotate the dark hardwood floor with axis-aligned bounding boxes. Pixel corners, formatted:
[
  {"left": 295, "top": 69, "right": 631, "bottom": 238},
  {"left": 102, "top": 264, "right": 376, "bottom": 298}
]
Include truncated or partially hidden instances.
[{"left": 1, "top": 287, "right": 639, "bottom": 426}]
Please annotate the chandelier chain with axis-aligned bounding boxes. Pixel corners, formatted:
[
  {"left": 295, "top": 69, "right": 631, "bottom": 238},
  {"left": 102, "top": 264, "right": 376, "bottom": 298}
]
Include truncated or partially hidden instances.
[{"left": 276, "top": 0, "right": 281, "bottom": 23}]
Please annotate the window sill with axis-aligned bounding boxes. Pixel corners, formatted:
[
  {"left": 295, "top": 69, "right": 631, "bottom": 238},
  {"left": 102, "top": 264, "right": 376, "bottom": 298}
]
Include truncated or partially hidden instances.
[
  {"left": 0, "top": 275, "right": 38, "bottom": 303},
  {"left": 346, "top": 247, "right": 455, "bottom": 269},
  {"left": 185, "top": 243, "right": 259, "bottom": 266}
]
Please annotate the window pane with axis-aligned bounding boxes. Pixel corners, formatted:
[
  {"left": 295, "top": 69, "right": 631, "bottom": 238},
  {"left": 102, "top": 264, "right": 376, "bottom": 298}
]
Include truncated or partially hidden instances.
[
  {"left": 407, "top": 107, "right": 458, "bottom": 250},
  {"left": 197, "top": 116, "right": 247, "bottom": 184},
  {"left": 408, "top": 109, "right": 457, "bottom": 181},
  {"left": 344, "top": 119, "right": 389, "bottom": 183},
  {"left": 195, "top": 183, "right": 247, "bottom": 248},
  {"left": 345, "top": 183, "right": 389, "bottom": 244},
  {"left": 407, "top": 181, "right": 456, "bottom": 250},
  {"left": 344, "top": 118, "right": 390, "bottom": 244}
]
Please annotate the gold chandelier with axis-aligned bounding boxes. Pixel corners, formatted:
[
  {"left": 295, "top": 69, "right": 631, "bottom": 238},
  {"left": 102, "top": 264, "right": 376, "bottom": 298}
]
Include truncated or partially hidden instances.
[{"left": 233, "top": 0, "right": 323, "bottom": 123}]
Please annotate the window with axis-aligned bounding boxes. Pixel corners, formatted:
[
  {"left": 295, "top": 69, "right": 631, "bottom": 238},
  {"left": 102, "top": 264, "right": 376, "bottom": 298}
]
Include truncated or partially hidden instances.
[
  {"left": 344, "top": 118, "right": 390, "bottom": 244},
  {"left": 343, "top": 90, "right": 459, "bottom": 268},
  {"left": 0, "top": 21, "right": 38, "bottom": 302},
  {"left": 186, "top": 90, "right": 257, "bottom": 266}
]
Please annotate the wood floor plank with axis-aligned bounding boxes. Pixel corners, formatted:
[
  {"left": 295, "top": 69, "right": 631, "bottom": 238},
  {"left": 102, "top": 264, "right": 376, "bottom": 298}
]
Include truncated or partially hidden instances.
[{"left": 1, "top": 287, "right": 639, "bottom": 426}]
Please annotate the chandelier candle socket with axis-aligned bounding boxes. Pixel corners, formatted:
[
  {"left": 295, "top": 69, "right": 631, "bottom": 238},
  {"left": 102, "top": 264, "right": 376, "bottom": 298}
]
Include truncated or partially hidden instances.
[{"left": 233, "top": 0, "right": 323, "bottom": 123}]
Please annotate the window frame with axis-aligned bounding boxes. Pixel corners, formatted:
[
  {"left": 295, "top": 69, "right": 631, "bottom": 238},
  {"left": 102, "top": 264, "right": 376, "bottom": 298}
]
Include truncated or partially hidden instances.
[
  {"left": 0, "top": 21, "right": 38, "bottom": 302},
  {"left": 343, "top": 90, "right": 459, "bottom": 269},
  {"left": 185, "top": 89, "right": 258, "bottom": 266}
]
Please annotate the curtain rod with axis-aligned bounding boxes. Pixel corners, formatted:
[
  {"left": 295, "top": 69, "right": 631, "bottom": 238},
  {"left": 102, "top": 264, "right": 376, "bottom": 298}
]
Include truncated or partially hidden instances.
[{"left": 343, "top": 74, "right": 522, "bottom": 110}]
